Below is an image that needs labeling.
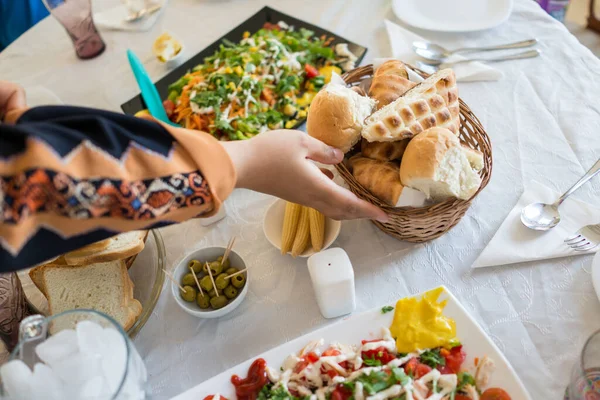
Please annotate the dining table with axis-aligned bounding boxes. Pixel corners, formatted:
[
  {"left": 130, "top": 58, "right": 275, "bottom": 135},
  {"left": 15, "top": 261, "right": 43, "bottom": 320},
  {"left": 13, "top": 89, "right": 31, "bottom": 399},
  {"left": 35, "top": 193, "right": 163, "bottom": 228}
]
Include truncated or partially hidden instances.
[{"left": 2, "top": 0, "right": 600, "bottom": 398}]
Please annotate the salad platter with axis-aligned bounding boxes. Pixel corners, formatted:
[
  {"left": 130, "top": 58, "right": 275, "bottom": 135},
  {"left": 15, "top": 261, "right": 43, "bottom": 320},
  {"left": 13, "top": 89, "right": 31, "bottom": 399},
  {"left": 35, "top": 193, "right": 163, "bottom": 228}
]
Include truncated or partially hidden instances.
[
  {"left": 121, "top": 6, "right": 367, "bottom": 139},
  {"left": 173, "top": 286, "right": 531, "bottom": 400}
]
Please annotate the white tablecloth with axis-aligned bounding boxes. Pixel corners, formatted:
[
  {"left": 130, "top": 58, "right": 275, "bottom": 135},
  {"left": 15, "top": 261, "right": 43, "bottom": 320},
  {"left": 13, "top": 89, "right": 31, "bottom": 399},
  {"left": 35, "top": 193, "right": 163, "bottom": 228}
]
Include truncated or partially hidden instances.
[{"left": 2, "top": 0, "right": 600, "bottom": 398}]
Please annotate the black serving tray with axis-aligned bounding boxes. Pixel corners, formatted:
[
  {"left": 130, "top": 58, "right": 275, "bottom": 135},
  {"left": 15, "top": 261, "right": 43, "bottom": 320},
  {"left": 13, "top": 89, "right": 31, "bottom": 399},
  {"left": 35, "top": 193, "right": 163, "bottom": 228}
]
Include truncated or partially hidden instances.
[{"left": 120, "top": 6, "right": 368, "bottom": 125}]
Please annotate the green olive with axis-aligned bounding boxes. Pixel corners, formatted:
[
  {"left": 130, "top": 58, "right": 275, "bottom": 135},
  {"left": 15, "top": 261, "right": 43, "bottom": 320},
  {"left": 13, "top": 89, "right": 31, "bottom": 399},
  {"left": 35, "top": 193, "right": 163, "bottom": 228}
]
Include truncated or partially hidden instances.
[
  {"left": 188, "top": 259, "right": 203, "bottom": 274},
  {"left": 215, "top": 273, "right": 230, "bottom": 290},
  {"left": 200, "top": 275, "right": 213, "bottom": 292},
  {"left": 217, "top": 256, "right": 231, "bottom": 269},
  {"left": 181, "top": 273, "right": 196, "bottom": 286},
  {"left": 210, "top": 296, "right": 229, "bottom": 309},
  {"left": 209, "top": 261, "right": 223, "bottom": 276},
  {"left": 224, "top": 285, "right": 238, "bottom": 299},
  {"left": 196, "top": 292, "right": 210, "bottom": 309},
  {"left": 180, "top": 286, "right": 197, "bottom": 302},
  {"left": 231, "top": 273, "right": 246, "bottom": 289},
  {"left": 208, "top": 287, "right": 222, "bottom": 298},
  {"left": 225, "top": 267, "right": 238, "bottom": 276}
]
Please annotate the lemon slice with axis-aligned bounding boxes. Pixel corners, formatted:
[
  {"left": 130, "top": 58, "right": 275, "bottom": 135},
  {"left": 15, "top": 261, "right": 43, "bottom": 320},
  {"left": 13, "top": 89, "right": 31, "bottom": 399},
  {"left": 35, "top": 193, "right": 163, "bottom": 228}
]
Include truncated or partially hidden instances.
[{"left": 152, "top": 32, "right": 182, "bottom": 62}]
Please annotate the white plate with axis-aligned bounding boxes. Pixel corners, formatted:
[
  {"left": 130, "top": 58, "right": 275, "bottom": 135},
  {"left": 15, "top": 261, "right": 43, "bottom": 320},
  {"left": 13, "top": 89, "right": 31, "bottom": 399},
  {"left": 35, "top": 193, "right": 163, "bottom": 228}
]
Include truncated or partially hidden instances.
[
  {"left": 392, "top": 0, "right": 513, "bottom": 33},
  {"left": 173, "top": 285, "right": 531, "bottom": 399},
  {"left": 263, "top": 199, "right": 342, "bottom": 258}
]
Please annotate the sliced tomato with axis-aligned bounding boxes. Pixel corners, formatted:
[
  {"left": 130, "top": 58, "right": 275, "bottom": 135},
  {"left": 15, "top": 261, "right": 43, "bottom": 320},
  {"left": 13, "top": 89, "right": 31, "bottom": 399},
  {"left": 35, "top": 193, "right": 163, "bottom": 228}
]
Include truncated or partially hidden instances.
[
  {"left": 203, "top": 396, "right": 229, "bottom": 400},
  {"left": 331, "top": 384, "right": 353, "bottom": 400},
  {"left": 441, "top": 345, "right": 466, "bottom": 374},
  {"left": 481, "top": 388, "right": 512, "bottom": 400},
  {"left": 362, "top": 347, "right": 396, "bottom": 365},
  {"left": 404, "top": 358, "right": 432, "bottom": 379},
  {"left": 304, "top": 64, "right": 319, "bottom": 79},
  {"left": 163, "top": 99, "right": 175, "bottom": 117},
  {"left": 262, "top": 22, "right": 280, "bottom": 31},
  {"left": 294, "top": 351, "right": 320, "bottom": 373},
  {"left": 306, "top": 351, "right": 320, "bottom": 363}
]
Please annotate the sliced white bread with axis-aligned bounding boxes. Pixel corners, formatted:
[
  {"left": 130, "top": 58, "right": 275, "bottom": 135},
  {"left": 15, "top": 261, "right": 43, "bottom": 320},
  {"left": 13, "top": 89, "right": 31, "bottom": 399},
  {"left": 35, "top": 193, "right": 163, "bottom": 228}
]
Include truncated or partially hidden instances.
[
  {"left": 399, "top": 127, "right": 483, "bottom": 201},
  {"left": 40, "top": 260, "right": 142, "bottom": 332},
  {"left": 63, "top": 231, "right": 147, "bottom": 265},
  {"left": 362, "top": 69, "right": 460, "bottom": 142}
]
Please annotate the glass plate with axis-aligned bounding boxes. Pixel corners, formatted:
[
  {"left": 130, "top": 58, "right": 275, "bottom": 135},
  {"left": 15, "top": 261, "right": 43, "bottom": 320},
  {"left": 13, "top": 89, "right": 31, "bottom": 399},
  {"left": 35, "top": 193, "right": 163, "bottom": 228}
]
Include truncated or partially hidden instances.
[{"left": 17, "top": 230, "right": 166, "bottom": 339}]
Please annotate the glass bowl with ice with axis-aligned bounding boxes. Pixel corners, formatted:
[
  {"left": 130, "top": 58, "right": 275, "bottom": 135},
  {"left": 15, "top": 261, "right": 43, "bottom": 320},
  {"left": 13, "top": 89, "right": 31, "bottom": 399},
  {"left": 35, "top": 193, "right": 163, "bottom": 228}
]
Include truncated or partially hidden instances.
[{"left": 0, "top": 310, "right": 147, "bottom": 400}]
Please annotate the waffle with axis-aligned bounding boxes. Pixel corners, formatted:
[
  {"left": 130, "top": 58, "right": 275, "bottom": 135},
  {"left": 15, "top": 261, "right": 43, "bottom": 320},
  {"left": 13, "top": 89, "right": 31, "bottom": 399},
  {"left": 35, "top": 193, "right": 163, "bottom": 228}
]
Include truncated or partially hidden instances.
[{"left": 362, "top": 69, "right": 460, "bottom": 142}]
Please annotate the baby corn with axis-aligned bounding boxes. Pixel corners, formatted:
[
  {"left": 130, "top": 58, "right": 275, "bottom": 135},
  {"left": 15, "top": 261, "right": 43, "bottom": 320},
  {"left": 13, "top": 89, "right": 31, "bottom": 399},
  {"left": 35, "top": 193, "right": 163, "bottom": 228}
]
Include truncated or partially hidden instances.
[
  {"left": 291, "top": 207, "right": 311, "bottom": 257},
  {"left": 281, "top": 202, "right": 302, "bottom": 254},
  {"left": 308, "top": 208, "right": 325, "bottom": 252}
]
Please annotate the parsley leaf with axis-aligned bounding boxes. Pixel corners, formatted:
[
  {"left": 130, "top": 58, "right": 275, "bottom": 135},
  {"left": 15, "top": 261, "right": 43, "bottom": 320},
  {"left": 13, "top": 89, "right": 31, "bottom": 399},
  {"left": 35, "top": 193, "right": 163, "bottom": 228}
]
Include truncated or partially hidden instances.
[
  {"left": 390, "top": 367, "right": 410, "bottom": 386},
  {"left": 457, "top": 371, "right": 476, "bottom": 392},
  {"left": 448, "top": 339, "right": 462, "bottom": 348},
  {"left": 419, "top": 349, "right": 446, "bottom": 368},
  {"left": 362, "top": 356, "right": 382, "bottom": 367},
  {"left": 381, "top": 306, "right": 394, "bottom": 314}
]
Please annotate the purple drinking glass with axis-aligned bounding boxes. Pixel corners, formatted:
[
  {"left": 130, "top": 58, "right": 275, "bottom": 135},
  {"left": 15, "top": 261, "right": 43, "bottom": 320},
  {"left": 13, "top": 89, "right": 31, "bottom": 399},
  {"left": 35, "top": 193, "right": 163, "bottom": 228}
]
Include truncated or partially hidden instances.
[{"left": 42, "top": 0, "right": 106, "bottom": 60}]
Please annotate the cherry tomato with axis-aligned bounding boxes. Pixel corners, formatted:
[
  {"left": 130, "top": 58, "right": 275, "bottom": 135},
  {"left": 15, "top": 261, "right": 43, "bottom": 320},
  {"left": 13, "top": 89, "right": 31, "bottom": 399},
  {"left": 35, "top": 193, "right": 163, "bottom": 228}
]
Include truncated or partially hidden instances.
[
  {"left": 481, "top": 388, "right": 512, "bottom": 400},
  {"left": 442, "top": 346, "right": 466, "bottom": 374},
  {"left": 331, "top": 384, "right": 353, "bottom": 400},
  {"left": 322, "top": 348, "right": 341, "bottom": 357},
  {"left": 163, "top": 99, "right": 175, "bottom": 117},
  {"left": 304, "top": 64, "right": 319, "bottom": 79}
]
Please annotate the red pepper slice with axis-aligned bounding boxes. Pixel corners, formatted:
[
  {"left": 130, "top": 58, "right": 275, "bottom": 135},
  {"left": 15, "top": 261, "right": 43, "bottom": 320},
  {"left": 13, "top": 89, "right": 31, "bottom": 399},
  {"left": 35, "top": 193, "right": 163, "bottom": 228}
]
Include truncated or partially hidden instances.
[{"left": 304, "top": 63, "right": 319, "bottom": 79}]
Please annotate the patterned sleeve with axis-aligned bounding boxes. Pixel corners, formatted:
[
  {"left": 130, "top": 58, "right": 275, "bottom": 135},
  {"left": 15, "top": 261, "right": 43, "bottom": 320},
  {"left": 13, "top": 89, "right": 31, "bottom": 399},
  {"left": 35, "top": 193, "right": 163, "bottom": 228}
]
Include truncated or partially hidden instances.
[{"left": 0, "top": 106, "right": 236, "bottom": 271}]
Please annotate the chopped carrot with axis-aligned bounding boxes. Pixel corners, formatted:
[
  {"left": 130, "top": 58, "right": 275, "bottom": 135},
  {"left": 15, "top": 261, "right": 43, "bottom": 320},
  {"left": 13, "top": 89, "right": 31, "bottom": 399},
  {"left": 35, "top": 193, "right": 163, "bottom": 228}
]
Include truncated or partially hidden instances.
[{"left": 474, "top": 357, "right": 479, "bottom": 366}]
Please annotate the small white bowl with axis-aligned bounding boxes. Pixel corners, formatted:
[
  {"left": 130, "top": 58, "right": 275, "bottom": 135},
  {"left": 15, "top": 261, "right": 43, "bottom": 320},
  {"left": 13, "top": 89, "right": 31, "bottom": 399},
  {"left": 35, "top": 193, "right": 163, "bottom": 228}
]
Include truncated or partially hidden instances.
[
  {"left": 171, "top": 246, "right": 248, "bottom": 318},
  {"left": 263, "top": 199, "right": 342, "bottom": 258}
]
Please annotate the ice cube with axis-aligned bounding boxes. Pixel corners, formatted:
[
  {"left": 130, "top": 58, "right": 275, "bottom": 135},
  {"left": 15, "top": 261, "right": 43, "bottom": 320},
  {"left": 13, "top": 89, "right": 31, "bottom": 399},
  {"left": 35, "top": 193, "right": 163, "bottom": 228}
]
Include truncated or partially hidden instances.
[
  {"left": 100, "top": 328, "right": 127, "bottom": 394},
  {"left": 0, "top": 359, "right": 32, "bottom": 400},
  {"left": 29, "top": 363, "right": 64, "bottom": 400},
  {"left": 52, "top": 351, "right": 102, "bottom": 385},
  {"left": 35, "top": 328, "right": 78, "bottom": 367},
  {"left": 77, "top": 320, "right": 106, "bottom": 356},
  {"left": 77, "top": 375, "right": 111, "bottom": 399}
]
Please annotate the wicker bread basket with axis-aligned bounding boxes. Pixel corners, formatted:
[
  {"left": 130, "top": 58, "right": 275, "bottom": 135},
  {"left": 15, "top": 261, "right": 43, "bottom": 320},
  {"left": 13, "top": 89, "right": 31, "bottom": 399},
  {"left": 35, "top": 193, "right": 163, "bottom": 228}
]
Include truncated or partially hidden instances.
[{"left": 335, "top": 64, "right": 492, "bottom": 243}]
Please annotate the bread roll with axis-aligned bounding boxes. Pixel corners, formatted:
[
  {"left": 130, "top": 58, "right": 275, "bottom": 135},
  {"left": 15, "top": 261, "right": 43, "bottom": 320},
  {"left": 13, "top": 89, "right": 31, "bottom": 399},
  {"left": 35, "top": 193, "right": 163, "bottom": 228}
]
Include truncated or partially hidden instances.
[
  {"left": 369, "top": 60, "right": 415, "bottom": 110},
  {"left": 349, "top": 155, "right": 403, "bottom": 206},
  {"left": 307, "top": 82, "right": 376, "bottom": 153},
  {"left": 362, "top": 69, "right": 460, "bottom": 142},
  {"left": 361, "top": 138, "right": 409, "bottom": 161},
  {"left": 399, "top": 127, "right": 483, "bottom": 201}
]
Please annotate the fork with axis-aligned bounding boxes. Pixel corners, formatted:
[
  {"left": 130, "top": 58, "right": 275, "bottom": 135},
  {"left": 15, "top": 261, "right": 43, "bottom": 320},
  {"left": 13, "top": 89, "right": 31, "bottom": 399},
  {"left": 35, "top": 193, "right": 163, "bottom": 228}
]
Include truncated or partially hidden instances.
[{"left": 565, "top": 224, "right": 600, "bottom": 251}]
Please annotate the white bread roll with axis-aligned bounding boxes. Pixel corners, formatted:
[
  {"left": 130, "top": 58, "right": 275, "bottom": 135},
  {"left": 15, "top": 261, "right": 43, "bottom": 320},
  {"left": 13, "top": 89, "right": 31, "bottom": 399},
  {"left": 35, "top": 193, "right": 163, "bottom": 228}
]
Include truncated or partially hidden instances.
[
  {"left": 399, "top": 127, "right": 483, "bottom": 201},
  {"left": 307, "top": 81, "right": 376, "bottom": 153}
]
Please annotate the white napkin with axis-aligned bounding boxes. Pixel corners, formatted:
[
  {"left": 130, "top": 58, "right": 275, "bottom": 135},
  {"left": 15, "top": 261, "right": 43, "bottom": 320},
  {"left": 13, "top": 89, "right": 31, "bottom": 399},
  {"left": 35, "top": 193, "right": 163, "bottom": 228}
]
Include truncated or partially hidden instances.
[
  {"left": 94, "top": 1, "right": 166, "bottom": 32},
  {"left": 472, "top": 181, "right": 600, "bottom": 269},
  {"left": 384, "top": 19, "right": 503, "bottom": 82}
]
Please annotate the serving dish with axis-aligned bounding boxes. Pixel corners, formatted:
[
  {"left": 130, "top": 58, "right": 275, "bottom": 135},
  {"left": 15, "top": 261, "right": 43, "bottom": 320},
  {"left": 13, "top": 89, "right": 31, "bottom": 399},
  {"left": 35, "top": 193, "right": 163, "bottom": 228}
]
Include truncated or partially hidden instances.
[
  {"left": 171, "top": 246, "right": 248, "bottom": 318},
  {"left": 263, "top": 199, "right": 341, "bottom": 258},
  {"left": 120, "top": 6, "right": 367, "bottom": 132},
  {"left": 16, "top": 230, "right": 166, "bottom": 339},
  {"left": 172, "top": 285, "right": 530, "bottom": 399},
  {"left": 392, "top": 0, "right": 513, "bottom": 33}
]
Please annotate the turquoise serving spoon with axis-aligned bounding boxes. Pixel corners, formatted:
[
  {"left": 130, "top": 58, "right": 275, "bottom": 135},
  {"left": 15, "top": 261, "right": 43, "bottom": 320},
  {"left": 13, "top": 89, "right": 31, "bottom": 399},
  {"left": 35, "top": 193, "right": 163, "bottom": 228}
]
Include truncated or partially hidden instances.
[{"left": 126, "top": 49, "right": 178, "bottom": 127}]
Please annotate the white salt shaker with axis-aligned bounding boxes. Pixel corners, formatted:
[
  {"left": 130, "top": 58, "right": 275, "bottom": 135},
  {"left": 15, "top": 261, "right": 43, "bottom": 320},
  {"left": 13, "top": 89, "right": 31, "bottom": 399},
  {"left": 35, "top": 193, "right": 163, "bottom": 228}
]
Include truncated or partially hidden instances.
[
  {"left": 200, "top": 205, "right": 226, "bottom": 226},
  {"left": 307, "top": 248, "right": 356, "bottom": 319}
]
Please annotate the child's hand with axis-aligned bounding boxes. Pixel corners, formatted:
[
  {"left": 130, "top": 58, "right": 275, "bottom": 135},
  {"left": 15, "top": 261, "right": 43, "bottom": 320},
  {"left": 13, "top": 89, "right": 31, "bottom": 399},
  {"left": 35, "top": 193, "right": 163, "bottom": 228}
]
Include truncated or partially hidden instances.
[{"left": 222, "top": 130, "right": 388, "bottom": 222}]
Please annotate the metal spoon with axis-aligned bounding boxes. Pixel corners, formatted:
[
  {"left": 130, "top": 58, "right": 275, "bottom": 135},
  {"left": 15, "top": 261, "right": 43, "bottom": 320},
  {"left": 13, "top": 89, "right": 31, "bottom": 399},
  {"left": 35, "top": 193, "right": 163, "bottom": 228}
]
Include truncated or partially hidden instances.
[
  {"left": 521, "top": 159, "right": 600, "bottom": 231},
  {"left": 413, "top": 38, "right": 538, "bottom": 61},
  {"left": 125, "top": 3, "right": 162, "bottom": 22},
  {"left": 416, "top": 49, "right": 541, "bottom": 74}
]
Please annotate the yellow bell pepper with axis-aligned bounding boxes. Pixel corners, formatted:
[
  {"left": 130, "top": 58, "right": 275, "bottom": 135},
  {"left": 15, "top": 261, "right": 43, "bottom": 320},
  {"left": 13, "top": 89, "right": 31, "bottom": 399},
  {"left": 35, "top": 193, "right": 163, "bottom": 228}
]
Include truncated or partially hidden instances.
[
  {"left": 319, "top": 66, "right": 342, "bottom": 83},
  {"left": 234, "top": 66, "right": 244, "bottom": 76},
  {"left": 224, "top": 66, "right": 233, "bottom": 74},
  {"left": 297, "top": 92, "right": 316, "bottom": 107},
  {"left": 243, "top": 31, "right": 250, "bottom": 39},
  {"left": 285, "top": 120, "right": 297, "bottom": 129}
]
